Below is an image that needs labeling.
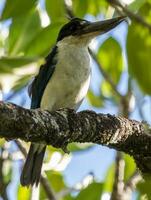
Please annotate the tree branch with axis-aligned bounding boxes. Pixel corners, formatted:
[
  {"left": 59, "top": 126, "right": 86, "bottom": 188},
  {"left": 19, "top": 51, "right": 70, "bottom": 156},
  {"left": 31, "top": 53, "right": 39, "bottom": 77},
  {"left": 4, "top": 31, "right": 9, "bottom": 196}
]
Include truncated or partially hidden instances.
[
  {"left": 0, "top": 101, "right": 151, "bottom": 175},
  {"left": 107, "top": 0, "right": 151, "bottom": 31},
  {"left": 124, "top": 170, "right": 142, "bottom": 194},
  {"left": 111, "top": 152, "right": 125, "bottom": 200}
]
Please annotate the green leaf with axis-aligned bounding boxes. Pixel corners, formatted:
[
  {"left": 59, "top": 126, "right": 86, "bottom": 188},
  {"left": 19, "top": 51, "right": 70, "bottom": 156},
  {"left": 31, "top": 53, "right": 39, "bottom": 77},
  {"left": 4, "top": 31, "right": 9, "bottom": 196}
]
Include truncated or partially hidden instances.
[
  {"left": 137, "top": 194, "right": 149, "bottom": 200},
  {"left": 46, "top": 171, "right": 65, "bottom": 192},
  {"left": 98, "top": 37, "right": 123, "bottom": 84},
  {"left": 12, "top": 75, "right": 32, "bottom": 91},
  {"left": 100, "top": 81, "right": 112, "bottom": 98},
  {"left": 124, "top": 154, "right": 136, "bottom": 181},
  {"left": 87, "top": 0, "right": 107, "bottom": 16},
  {"left": 46, "top": 145, "right": 64, "bottom": 156},
  {"left": 98, "top": 37, "right": 123, "bottom": 98},
  {"left": 103, "top": 164, "right": 115, "bottom": 192},
  {"left": 72, "top": 0, "right": 89, "bottom": 18},
  {"left": 25, "top": 22, "right": 64, "bottom": 56},
  {"left": 17, "top": 186, "right": 31, "bottom": 200},
  {"left": 7, "top": 9, "right": 41, "bottom": 56},
  {"left": 87, "top": 90, "right": 103, "bottom": 107},
  {"left": 1, "top": 0, "right": 37, "bottom": 20},
  {"left": 68, "top": 143, "right": 93, "bottom": 152},
  {"left": 45, "top": 0, "right": 66, "bottom": 22},
  {"left": 3, "top": 160, "right": 12, "bottom": 184},
  {"left": 40, "top": 171, "right": 66, "bottom": 199},
  {"left": 128, "top": 0, "right": 146, "bottom": 11},
  {"left": 137, "top": 175, "right": 151, "bottom": 199},
  {"left": 39, "top": 184, "right": 47, "bottom": 200},
  {"left": 64, "top": 194, "right": 75, "bottom": 200},
  {"left": 0, "top": 56, "right": 38, "bottom": 73},
  {"left": 75, "top": 182, "right": 103, "bottom": 200},
  {"left": 0, "top": 139, "right": 5, "bottom": 147},
  {"left": 0, "top": 34, "right": 4, "bottom": 48},
  {"left": 73, "top": 0, "right": 107, "bottom": 17},
  {"left": 127, "top": 3, "right": 151, "bottom": 94}
]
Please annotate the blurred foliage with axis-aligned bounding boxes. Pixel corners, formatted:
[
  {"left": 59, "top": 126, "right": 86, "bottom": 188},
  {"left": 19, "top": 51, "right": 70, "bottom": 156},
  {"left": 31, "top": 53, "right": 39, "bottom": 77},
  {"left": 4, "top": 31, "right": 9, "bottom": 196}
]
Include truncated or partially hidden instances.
[
  {"left": 98, "top": 37, "right": 123, "bottom": 84},
  {"left": 0, "top": 0, "right": 151, "bottom": 199},
  {"left": 137, "top": 176, "right": 151, "bottom": 199},
  {"left": 68, "top": 143, "right": 93, "bottom": 152},
  {"left": 46, "top": 171, "right": 65, "bottom": 192},
  {"left": 25, "top": 22, "right": 64, "bottom": 56},
  {"left": 74, "top": 182, "right": 103, "bottom": 200},
  {"left": 127, "top": 3, "right": 151, "bottom": 95},
  {"left": 12, "top": 75, "right": 32, "bottom": 91},
  {"left": 0, "top": 0, "right": 38, "bottom": 20},
  {"left": 7, "top": 10, "right": 41, "bottom": 56},
  {"left": 128, "top": 0, "right": 146, "bottom": 11},
  {"left": 73, "top": 0, "right": 108, "bottom": 17},
  {"left": 103, "top": 164, "right": 115, "bottom": 192},
  {"left": 87, "top": 90, "right": 104, "bottom": 107},
  {"left": 45, "top": 0, "right": 65, "bottom": 22},
  {"left": 0, "top": 56, "right": 38, "bottom": 73},
  {"left": 123, "top": 154, "right": 136, "bottom": 181},
  {"left": 40, "top": 171, "right": 66, "bottom": 199},
  {"left": 17, "top": 186, "right": 31, "bottom": 200},
  {"left": 98, "top": 37, "right": 123, "bottom": 98}
]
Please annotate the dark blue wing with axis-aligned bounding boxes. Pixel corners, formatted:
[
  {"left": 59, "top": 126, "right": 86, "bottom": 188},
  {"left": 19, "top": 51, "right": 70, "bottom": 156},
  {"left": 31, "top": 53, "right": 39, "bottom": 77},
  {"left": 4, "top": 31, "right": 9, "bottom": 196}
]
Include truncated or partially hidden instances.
[{"left": 29, "top": 46, "right": 58, "bottom": 109}]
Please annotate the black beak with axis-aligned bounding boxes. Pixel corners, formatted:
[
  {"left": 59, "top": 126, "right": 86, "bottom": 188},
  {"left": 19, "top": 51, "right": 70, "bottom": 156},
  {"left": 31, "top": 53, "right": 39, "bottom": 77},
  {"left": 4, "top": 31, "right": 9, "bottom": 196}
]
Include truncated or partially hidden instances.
[{"left": 81, "top": 16, "right": 126, "bottom": 36}]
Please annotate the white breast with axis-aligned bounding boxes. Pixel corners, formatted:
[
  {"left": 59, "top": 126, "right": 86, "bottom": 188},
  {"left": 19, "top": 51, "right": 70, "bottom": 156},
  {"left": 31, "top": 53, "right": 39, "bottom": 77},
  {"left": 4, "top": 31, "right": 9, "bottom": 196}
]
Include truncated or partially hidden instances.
[{"left": 40, "top": 36, "right": 91, "bottom": 111}]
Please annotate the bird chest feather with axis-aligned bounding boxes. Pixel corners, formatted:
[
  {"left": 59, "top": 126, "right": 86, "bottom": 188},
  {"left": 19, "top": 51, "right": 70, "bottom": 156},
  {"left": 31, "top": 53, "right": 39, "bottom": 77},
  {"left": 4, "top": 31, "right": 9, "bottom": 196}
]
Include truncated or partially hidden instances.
[{"left": 40, "top": 37, "right": 91, "bottom": 110}]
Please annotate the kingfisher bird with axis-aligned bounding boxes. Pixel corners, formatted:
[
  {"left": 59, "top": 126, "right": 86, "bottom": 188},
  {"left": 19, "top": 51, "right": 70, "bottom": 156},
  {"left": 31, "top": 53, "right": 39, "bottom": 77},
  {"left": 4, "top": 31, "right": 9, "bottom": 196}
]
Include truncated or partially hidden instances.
[{"left": 20, "top": 16, "right": 125, "bottom": 186}]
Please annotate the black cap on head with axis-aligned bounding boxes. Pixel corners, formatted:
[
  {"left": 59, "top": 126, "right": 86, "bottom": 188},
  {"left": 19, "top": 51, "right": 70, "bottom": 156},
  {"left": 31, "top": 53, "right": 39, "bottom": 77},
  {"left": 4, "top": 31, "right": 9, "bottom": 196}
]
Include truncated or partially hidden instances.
[
  {"left": 57, "top": 16, "right": 126, "bottom": 42},
  {"left": 57, "top": 18, "right": 90, "bottom": 41}
]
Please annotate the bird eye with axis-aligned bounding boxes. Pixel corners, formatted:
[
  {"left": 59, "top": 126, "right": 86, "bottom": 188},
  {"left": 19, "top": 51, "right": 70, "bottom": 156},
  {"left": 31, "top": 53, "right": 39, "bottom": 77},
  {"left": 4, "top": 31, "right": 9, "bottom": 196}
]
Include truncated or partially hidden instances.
[
  {"left": 70, "top": 22, "right": 81, "bottom": 31},
  {"left": 70, "top": 24, "right": 76, "bottom": 31},
  {"left": 80, "top": 21, "right": 87, "bottom": 25}
]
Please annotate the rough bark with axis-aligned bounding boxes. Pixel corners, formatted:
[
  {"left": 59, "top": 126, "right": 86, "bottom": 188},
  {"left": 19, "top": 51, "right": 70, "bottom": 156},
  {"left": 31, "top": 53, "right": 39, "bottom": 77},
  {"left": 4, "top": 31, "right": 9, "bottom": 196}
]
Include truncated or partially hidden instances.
[{"left": 0, "top": 101, "right": 151, "bottom": 174}]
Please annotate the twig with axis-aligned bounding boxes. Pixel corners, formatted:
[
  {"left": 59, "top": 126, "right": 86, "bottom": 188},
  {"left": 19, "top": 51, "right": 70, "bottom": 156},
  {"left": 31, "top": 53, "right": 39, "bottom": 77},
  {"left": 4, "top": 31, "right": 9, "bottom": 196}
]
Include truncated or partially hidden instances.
[
  {"left": 15, "top": 140, "right": 27, "bottom": 156},
  {"left": 56, "top": 187, "right": 79, "bottom": 199},
  {"left": 107, "top": 0, "right": 151, "bottom": 31},
  {"left": 119, "top": 76, "right": 133, "bottom": 117},
  {"left": 64, "top": 0, "right": 74, "bottom": 19},
  {"left": 41, "top": 177, "right": 57, "bottom": 200},
  {"left": 15, "top": 140, "right": 57, "bottom": 200},
  {"left": 124, "top": 170, "right": 142, "bottom": 193},
  {"left": 110, "top": 152, "right": 125, "bottom": 200}
]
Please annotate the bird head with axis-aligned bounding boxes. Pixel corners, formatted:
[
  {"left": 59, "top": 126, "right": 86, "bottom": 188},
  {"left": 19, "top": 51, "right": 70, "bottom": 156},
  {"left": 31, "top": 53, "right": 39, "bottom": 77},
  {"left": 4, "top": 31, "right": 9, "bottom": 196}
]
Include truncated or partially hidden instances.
[{"left": 57, "top": 16, "right": 126, "bottom": 45}]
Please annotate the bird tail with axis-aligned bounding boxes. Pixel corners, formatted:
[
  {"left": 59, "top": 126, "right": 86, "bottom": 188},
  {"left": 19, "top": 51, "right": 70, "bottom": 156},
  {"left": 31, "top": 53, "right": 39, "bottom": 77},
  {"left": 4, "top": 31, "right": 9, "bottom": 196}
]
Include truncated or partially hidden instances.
[{"left": 20, "top": 143, "right": 46, "bottom": 186}]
